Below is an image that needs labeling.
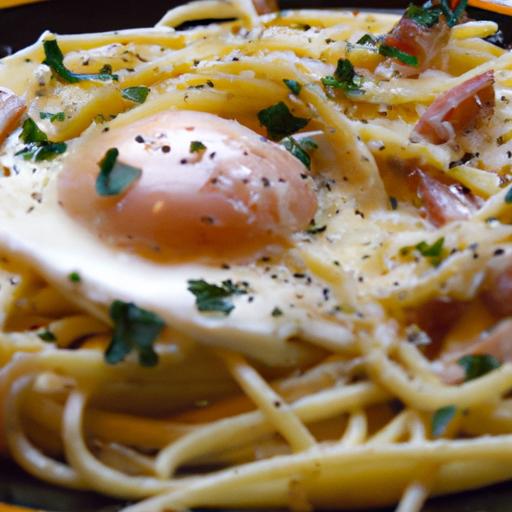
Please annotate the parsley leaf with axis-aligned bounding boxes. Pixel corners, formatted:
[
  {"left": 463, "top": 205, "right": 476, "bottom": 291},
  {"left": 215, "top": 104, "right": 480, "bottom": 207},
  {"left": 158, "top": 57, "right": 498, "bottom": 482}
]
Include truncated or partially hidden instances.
[
  {"left": 283, "top": 79, "right": 302, "bottom": 95},
  {"left": 16, "top": 118, "right": 67, "bottom": 162},
  {"left": 43, "top": 39, "right": 119, "bottom": 83},
  {"left": 281, "top": 136, "right": 317, "bottom": 169},
  {"left": 68, "top": 272, "right": 81, "bottom": 283},
  {"left": 356, "top": 34, "right": 378, "bottom": 46},
  {"left": 257, "top": 102, "right": 309, "bottom": 141},
  {"left": 121, "top": 86, "right": 150, "bottom": 104},
  {"left": 96, "top": 148, "right": 142, "bottom": 197},
  {"left": 404, "top": 3, "right": 441, "bottom": 28},
  {"left": 379, "top": 45, "right": 419, "bottom": 67},
  {"left": 321, "top": 59, "right": 364, "bottom": 95},
  {"left": 440, "top": 0, "right": 468, "bottom": 27},
  {"left": 431, "top": 405, "right": 456, "bottom": 437},
  {"left": 271, "top": 307, "right": 283, "bottom": 317},
  {"left": 39, "top": 111, "right": 65, "bottom": 123},
  {"left": 38, "top": 329, "right": 57, "bottom": 342},
  {"left": 416, "top": 237, "right": 444, "bottom": 264},
  {"left": 190, "top": 140, "right": 207, "bottom": 153},
  {"left": 505, "top": 187, "right": 512, "bottom": 204},
  {"left": 457, "top": 354, "right": 501, "bottom": 382},
  {"left": 187, "top": 279, "right": 249, "bottom": 315},
  {"left": 105, "top": 301, "right": 164, "bottom": 366}
]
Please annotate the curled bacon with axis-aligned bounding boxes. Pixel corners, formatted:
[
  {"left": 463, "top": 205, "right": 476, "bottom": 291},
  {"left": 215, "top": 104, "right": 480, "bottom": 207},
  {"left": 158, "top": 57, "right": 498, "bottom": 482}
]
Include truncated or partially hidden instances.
[
  {"left": 412, "top": 71, "right": 495, "bottom": 145},
  {"left": 409, "top": 168, "right": 482, "bottom": 226},
  {"left": 482, "top": 261, "right": 512, "bottom": 318},
  {"left": 252, "top": 0, "right": 278, "bottom": 14},
  {"left": 382, "top": 16, "right": 450, "bottom": 78},
  {"left": 0, "top": 88, "right": 25, "bottom": 146}
]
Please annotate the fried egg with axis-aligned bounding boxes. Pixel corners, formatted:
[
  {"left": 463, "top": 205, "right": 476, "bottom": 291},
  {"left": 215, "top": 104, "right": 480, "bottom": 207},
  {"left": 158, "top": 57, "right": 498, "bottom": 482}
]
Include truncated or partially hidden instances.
[{"left": 0, "top": 110, "right": 355, "bottom": 367}]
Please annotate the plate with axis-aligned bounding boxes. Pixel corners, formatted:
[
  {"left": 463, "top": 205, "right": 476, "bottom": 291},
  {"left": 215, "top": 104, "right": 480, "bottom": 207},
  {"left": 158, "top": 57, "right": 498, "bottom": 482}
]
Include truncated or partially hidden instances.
[{"left": 0, "top": 1, "right": 511, "bottom": 510}]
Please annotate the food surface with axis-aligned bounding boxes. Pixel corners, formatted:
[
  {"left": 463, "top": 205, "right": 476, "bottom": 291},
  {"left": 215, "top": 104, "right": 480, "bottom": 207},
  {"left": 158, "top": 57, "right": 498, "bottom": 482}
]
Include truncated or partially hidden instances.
[{"left": 0, "top": 1, "right": 512, "bottom": 511}]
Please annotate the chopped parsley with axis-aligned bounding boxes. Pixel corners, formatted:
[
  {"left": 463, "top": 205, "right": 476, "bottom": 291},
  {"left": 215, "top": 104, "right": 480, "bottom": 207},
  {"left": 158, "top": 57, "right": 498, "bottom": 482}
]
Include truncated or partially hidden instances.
[
  {"left": 68, "top": 271, "right": 81, "bottom": 283},
  {"left": 257, "top": 102, "right": 309, "bottom": 141},
  {"left": 16, "top": 117, "right": 67, "bottom": 161},
  {"left": 38, "top": 329, "right": 56, "bottom": 342},
  {"left": 190, "top": 140, "right": 207, "bottom": 153},
  {"left": 379, "top": 45, "right": 418, "bottom": 67},
  {"left": 96, "top": 148, "right": 142, "bottom": 197},
  {"left": 457, "top": 354, "right": 501, "bottom": 382},
  {"left": 402, "top": 237, "right": 445, "bottom": 266},
  {"left": 321, "top": 59, "right": 364, "bottom": 95},
  {"left": 121, "top": 86, "right": 150, "bottom": 104},
  {"left": 271, "top": 307, "right": 283, "bottom": 317},
  {"left": 356, "top": 34, "right": 378, "bottom": 46},
  {"left": 187, "top": 279, "right": 249, "bottom": 315},
  {"left": 404, "top": 3, "right": 441, "bottom": 28},
  {"left": 505, "top": 187, "right": 512, "bottom": 204},
  {"left": 43, "top": 39, "right": 118, "bottom": 83},
  {"left": 281, "top": 136, "right": 317, "bottom": 169},
  {"left": 105, "top": 301, "right": 165, "bottom": 367},
  {"left": 39, "top": 111, "right": 65, "bottom": 123},
  {"left": 283, "top": 79, "right": 302, "bottom": 95},
  {"left": 389, "top": 196, "right": 398, "bottom": 210},
  {"left": 440, "top": 0, "right": 468, "bottom": 27},
  {"left": 431, "top": 405, "right": 456, "bottom": 437}
]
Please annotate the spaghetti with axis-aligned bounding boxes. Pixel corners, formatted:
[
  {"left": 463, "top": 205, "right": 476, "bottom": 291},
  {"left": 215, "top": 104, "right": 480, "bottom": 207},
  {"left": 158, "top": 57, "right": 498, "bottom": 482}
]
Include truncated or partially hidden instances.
[{"left": 0, "top": 1, "right": 512, "bottom": 511}]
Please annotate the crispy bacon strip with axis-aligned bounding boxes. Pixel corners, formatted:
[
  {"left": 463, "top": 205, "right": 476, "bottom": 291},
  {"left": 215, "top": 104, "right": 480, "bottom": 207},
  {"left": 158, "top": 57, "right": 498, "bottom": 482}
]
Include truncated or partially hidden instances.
[
  {"left": 252, "top": 0, "right": 278, "bottom": 14},
  {"left": 0, "top": 88, "right": 25, "bottom": 146},
  {"left": 410, "top": 168, "right": 482, "bottom": 226},
  {"left": 412, "top": 71, "right": 495, "bottom": 144},
  {"left": 382, "top": 16, "right": 450, "bottom": 77}
]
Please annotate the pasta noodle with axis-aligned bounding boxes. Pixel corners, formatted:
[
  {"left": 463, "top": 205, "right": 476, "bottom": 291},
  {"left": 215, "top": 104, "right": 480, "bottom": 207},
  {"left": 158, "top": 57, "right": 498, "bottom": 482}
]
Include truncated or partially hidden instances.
[{"left": 1, "top": 1, "right": 512, "bottom": 511}]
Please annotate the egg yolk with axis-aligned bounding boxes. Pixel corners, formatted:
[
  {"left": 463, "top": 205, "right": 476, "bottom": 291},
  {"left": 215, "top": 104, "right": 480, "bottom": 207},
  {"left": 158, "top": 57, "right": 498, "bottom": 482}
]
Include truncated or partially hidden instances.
[{"left": 58, "top": 110, "right": 317, "bottom": 260}]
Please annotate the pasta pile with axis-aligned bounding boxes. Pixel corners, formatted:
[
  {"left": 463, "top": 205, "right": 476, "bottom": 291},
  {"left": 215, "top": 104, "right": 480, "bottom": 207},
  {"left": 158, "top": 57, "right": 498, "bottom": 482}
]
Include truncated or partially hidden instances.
[{"left": 1, "top": 1, "right": 512, "bottom": 511}]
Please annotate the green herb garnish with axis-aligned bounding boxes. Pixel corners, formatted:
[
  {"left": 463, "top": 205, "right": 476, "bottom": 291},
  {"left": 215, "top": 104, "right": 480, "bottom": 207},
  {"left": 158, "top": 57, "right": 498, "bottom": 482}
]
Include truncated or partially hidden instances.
[
  {"left": 121, "top": 86, "right": 150, "bottom": 104},
  {"left": 404, "top": 3, "right": 441, "bottom": 28},
  {"left": 281, "top": 136, "right": 317, "bottom": 169},
  {"left": 356, "top": 34, "right": 378, "bottom": 46},
  {"left": 105, "top": 300, "right": 165, "bottom": 367},
  {"left": 257, "top": 102, "right": 309, "bottom": 141},
  {"left": 38, "top": 329, "right": 57, "bottom": 342},
  {"left": 379, "top": 44, "right": 418, "bottom": 67},
  {"left": 187, "top": 279, "right": 249, "bottom": 315},
  {"left": 190, "top": 140, "right": 207, "bottom": 153},
  {"left": 271, "top": 307, "right": 283, "bottom": 317},
  {"left": 68, "top": 272, "right": 81, "bottom": 283},
  {"left": 416, "top": 237, "right": 445, "bottom": 263},
  {"left": 96, "top": 148, "right": 142, "bottom": 197},
  {"left": 389, "top": 196, "right": 398, "bottom": 210},
  {"left": 39, "top": 111, "right": 65, "bottom": 123},
  {"left": 432, "top": 405, "right": 456, "bottom": 437},
  {"left": 43, "top": 39, "right": 118, "bottom": 83},
  {"left": 440, "top": 0, "right": 468, "bottom": 27},
  {"left": 505, "top": 187, "right": 512, "bottom": 204},
  {"left": 16, "top": 117, "right": 67, "bottom": 161},
  {"left": 283, "top": 79, "right": 302, "bottom": 95},
  {"left": 457, "top": 354, "right": 501, "bottom": 382},
  {"left": 321, "top": 58, "right": 364, "bottom": 95}
]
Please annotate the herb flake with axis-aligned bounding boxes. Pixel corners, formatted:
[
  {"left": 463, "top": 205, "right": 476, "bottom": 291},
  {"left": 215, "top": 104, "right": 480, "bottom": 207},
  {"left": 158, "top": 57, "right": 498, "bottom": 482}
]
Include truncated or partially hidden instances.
[
  {"left": 257, "top": 102, "right": 309, "bottom": 141},
  {"left": 121, "top": 86, "right": 150, "bottom": 104},
  {"left": 321, "top": 58, "right": 364, "bottom": 95},
  {"left": 432, "top": 405, "right": 456, "bottom": 437},
  {"left": 39, "top": 111, "right": 65, "bottom": 123},
  {"left": 379, "top": 44, "right": 419, "bottom": 67},
  {"left": 190, "top": 140, "right": 207, "bottom": 153},
  {"left": 283, "top": 79, "right": 302, "bottom": 95},
  {"left": 43, "top": 39, "right": 118, "bottom": 83},
  {"left": 281, "top": 136, "right": 316, "bottom": 169},
  {"left": 187, "top": 279, "right": 248, "bottom": 315},
  {"left": 404, "top": 3, "right": 441, "bottom": 28},
  {"left": 38, "top": 329, "right": 57, "bottom": 342},
  {"left": 96, "top": 148, "right": 142, "bottom": 197},
  {"left": 457, "top": 354, "right": 501, "bottom": 382},
  {"left": 68, "top": 272, "right": 81, "bottom": 283},
  {"left": 105, "top": 301, "right": 165, "bottom": 366},
  {"left": 16, "top": 117, "right": 67, "bottom": 162}
]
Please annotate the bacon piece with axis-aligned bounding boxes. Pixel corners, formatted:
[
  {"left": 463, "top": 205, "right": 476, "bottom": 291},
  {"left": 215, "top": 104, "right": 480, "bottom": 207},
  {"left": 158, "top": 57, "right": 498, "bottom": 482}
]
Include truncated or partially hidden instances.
[
  {"left": 0, "top": 88, "right": 25, "bottom": 146},
  {"left": 412, "top": 71, "right": 495, "bottom": 144},
  {"left": 252, "top": 0, "right": 278, "bottom": 14},
  {"left": 441, "top": 319, "right": 512, "bottom": 384},
  {"left": 381, "top": 16, "right": 450, "bottom": 78},
  {"left": 482, "top": 262, "right": 512, "bottom": 317},
  {"left": 409, "top": 168, "right": 482, "bottom": 226}
]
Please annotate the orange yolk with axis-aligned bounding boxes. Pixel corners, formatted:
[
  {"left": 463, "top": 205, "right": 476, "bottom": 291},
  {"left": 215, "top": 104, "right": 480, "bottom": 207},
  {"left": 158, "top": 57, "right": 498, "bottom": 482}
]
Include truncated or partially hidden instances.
[{"left": 58, "top": 111, "right": 317, "bottom": 261}]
